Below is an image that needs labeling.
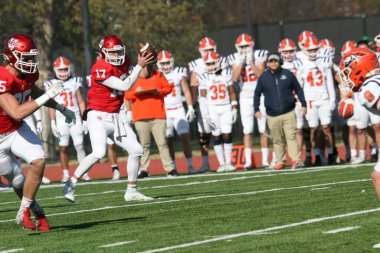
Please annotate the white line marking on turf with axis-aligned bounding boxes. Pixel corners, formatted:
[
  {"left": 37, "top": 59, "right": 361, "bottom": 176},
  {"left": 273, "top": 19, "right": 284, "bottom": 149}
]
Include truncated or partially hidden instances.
[
  {"left": 99, "top": 240, "right": 137, "bottom": 248},
  {"left": 0, "top": 178, "right": 371, "bottom": 223},
  {"left": 322, "top": 226, "right": 360, "bottom": 234},
  {"left": 373, "top": 243, "right": 380, "bottom": 248},
  {"left": 0, "top": 249, "right": 24, "bottom": 253},
  {"left": 310, "top": 187, "right": 330, "bottom": 191},
  {"left": 137, "top": 209, "right": 380, "bottom": 253}
]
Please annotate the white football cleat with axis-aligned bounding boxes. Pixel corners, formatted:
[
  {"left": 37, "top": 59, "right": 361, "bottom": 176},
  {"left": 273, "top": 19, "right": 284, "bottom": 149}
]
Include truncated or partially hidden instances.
[
  {"left": 112, "top": 169, "right": 121, "bottom": 180},
  {"left": 81, "top": 173, "right": 92, "bottom": 181},
  {"left": 225, "top": 164, "right": 236, "bottom": 172},
  {"left": 350, "top": 156, "right": 365, "bottom": 165},
  {"left": 63, "top": 180, "right": 76, "bottom": 203},
  {"left": 62, "top": 175, "right": 70, "bottom": 183},
  {"left": 216, "top": 166, "right": 226, "bottom": 173},
  {"left": 124, "top": 190, "right": 153, "bottom": 202},
  {"left": 42, "top": 176, "right": 51, "bottom": 184}
]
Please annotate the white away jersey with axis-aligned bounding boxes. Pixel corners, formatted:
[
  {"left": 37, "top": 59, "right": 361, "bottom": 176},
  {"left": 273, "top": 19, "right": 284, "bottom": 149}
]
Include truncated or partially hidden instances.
[
  {"left": 228, "top": 49, "right": 268, "bottom": 98},
  {"left": 44, "top": 77, "right": 82, "bottom": 113},
  {"left": 198, "top": 70, "right": 233, "bottom": 106},
  {"left": 358, "top": 75, "right": 380, "bottom": 115},
  {"left": 164, "top": 67, "right": 188, "bottom": 107},
  {"left": 282, "top": 58, "right": 302, "bottom": 76},
  {"left": 296, "top": 58, "right": 333, "bottom": 101}
]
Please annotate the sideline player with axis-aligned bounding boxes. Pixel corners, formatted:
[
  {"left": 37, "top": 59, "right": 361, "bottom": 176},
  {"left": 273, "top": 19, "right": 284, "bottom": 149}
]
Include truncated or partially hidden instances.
[
  {"left": 157, "top": 50, "right": 196, "bottom": 174},
  {"left": 45, "top": 56, "right": 90, "bottom": 182},
  {"left": 229, "top": 33, "right": 268, "bottom": 169},
  {"left": 63, "top": 35, "right": 154, "bottom": 202},
  {"left": 0, "top": 33, "right": 76, "bottom": 231},
  {"left": 199, "top": 52, "right": 238, "bottom": 172}
]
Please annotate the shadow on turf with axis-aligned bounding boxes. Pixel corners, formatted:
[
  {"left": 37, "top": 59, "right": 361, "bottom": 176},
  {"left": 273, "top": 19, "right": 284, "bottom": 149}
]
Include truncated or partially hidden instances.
[{"left": 48, "top": 216, "right": 146, "bottom": 232}]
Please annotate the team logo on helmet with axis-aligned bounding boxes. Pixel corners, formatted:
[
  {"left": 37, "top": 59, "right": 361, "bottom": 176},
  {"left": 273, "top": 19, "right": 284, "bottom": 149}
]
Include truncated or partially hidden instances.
[{"left": 7, "top": 38, "right": 17, "bottom": 50}]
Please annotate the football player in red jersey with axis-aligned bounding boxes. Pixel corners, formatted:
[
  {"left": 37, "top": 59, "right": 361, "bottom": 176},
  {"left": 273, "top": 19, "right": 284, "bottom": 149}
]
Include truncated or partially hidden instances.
[
  {"left": 0, "top": 33, "right": 76, "bottom": 231},
  {"left": 63, "top": 35, "right": 154, "bottom": 202}
]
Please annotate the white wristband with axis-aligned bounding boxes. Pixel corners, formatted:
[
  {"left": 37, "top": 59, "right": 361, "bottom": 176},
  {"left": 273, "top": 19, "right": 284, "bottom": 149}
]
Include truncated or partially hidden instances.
[
  {"left": 231, "top": 100, "right": 238, "bottom": 106},
  {"left": 35, "top": 94, "right": 50, "bottom": 107},
  {"left": 188, "top": 105, "right": 194, "bottom": 110}
]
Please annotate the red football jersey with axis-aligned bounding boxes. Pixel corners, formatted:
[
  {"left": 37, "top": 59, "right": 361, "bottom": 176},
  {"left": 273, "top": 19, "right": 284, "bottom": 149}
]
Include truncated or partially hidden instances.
[
  {"left": 0, "top": 66, "right": 39, "bottom": 133},
  {"left": 87, "top": 57, "right": 131, "bottom": 113}
]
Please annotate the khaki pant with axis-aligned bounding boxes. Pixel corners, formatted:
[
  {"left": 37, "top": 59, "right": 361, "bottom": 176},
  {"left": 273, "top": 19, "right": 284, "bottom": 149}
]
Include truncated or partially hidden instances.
[
  {"left": 267, "top": 110, "right": 300, "bottom": 165},
  {"left": 135, "top": 119, "right": 174, "bottom": 172}
]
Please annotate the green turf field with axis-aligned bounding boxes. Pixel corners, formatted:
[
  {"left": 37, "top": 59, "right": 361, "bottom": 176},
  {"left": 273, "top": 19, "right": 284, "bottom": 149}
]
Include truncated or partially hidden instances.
[{"left": 1, "top": 164, "right": 380, "bottom": 252}]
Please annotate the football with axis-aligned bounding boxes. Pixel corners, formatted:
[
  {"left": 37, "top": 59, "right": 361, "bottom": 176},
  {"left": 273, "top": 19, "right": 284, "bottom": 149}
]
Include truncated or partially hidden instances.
[{"left": 138, "top": 42, "right": 158, "bottom": 64}]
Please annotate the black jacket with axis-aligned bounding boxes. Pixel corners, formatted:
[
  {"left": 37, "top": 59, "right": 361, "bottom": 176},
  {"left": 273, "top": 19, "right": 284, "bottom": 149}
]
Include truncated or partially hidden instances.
[{"left": 254, "top": 68, "right": 306, "bottom": 117}]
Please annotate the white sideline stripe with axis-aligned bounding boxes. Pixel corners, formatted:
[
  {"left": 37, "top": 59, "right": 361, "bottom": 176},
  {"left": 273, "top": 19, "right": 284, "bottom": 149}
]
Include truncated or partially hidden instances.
[
  {"left": 373, "top": 243, "right": 380, "bottom": 248},
  {"left": 99, "top": 240, "right": 137, "bottom": 248},
  {"left": 0, "top": 178, "right": 371, "bottom": 223},
  {"left": 322, "top": 226, "right": 359, "bottom": 234},
  {"left": 0, "top": 162, "right": 371, "bottom": 194},
  {"left": 0, "top": 249, "right": 24, "bottom": 253},
  {"left": 0, "top": 165, "right": 366, "bottom": 206},
  {"left": 310, "top": 187, "right": 330, "bottom": 191},
  {"left": 137, "top": 209, "right": 380, "bottom": 253}
]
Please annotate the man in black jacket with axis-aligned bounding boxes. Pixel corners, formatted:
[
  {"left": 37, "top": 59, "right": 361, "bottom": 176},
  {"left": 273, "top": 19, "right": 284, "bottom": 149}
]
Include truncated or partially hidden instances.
[{"left": 254, "top": 53, "right": 306, "bottom": 170}]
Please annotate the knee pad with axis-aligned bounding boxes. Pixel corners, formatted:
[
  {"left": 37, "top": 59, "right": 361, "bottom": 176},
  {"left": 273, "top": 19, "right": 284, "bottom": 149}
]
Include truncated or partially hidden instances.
[
  {"left": 91, "top": 147, "right": 107, "bottom": 160},
  {"left": 129, "top": 144, "right": 144, "bottom": 158},
  {"left": 12, "top": 173, "right": 25, "bottom": 189}
]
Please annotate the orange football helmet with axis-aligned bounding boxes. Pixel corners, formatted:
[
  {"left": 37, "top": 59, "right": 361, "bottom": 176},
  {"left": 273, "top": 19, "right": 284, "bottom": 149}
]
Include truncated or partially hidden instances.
[
  {"left": 198, "top": 37, "right": 216, "bottom": 58},
  {"left": 319, "top": 38, "right": 335, "bottom": 58},
  {"left": 235, "top": 33, "right": 254, "bottom": 55},
  {"left": 338, "top": 48, "right": 379, "bottom": 97},
  {"left": 157, "top": 50, "right": 174, "bottom": 74},
  {"left": 298, "top": 30, "right": 315, "bottom": 50},
  {"left": 278, "top": 38, "right": 296, "bottom": 62},
  {"left": 303, "top": 36, "right": 320, "bottom": 60},
  {"left": 341, "top": 41, "right": 356, "bottom": 57},
  {"left": 203, "top": 51, "right": 221, "bottom": 74},
  {"left": 53, "top": 56, "right": 71, "bottom": 80},
  {"left": 3, "top": 33, "right": 39, "bottom": 74}
]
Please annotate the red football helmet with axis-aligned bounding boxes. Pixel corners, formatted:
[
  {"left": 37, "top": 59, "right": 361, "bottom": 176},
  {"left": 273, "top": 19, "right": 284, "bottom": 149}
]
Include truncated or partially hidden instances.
[
  {"left": 338, "top": 47, "right": 380, "bottom": 97},
  {"left": 203, "top": 51, "right": 221, "bottom": 74},
  {"left": 235, "top": 33, "right": 254, "bottom": 55},
  {"left": 53, "top": 56, "right": 71, "bottom": 80},
  {"left": 341, "top": 41, "right": 356, "bottom": 57},
  {"left": 278, "top": 38, "right": 296, "bottom": 62},
  {"left": 198, "top": 37, "right": 217, "bottom": 58},
  {"left": 298, "top": 30, "right": 315, "bottom": 50},
  {"left": 303, "top": 36, "right": 320, "bottom": 61},
  {"left": 3, "top": 33, "right": 39, "bottom": 74},
  {"left": 157, "top": 50, "right": 174, "bottom": 74},
  {"left": 99, "top": 34, "right": 125, "bottom": 66},
  {"left": 319, "top": 38, "right": 335, "bottom": 58}
]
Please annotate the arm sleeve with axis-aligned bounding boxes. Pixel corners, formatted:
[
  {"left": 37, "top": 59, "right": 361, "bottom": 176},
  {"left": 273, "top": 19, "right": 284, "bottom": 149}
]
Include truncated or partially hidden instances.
[
  {"left": 292, "top": 73, "right": 307, "bottom": 107},
  {"left": 254, "top": 77, "right": 263, "bottom": 112},
  {"left": 325, "top": 68, "right": 336, "bottom": 103},
  {"left": 199, "top": 96, "right": 209, "bottom": 116},
  {"left": 100, "top": 65, "right": 143, "bottom": 91}
]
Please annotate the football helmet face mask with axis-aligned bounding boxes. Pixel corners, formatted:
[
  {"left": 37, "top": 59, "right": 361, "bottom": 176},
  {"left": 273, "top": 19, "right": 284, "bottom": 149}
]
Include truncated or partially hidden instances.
[
  {"left": 341, "top": 41, "right": 356, "bottom": 57},
  {"left": 298, "top": 30, "right": 315, "bottom": 50},
  {"left": 374, "top": 33, "right": 380, "bottom": 49},
  {"left": 53, "top": 57, "right": 71, "bottom": 80},
  {"left": 235, "top": 33, "right": 254, "bottom": 56},
  {"left": 203, "top": 51, "right": 221, "bottom": 74},
  {"left": 99, "top": 35, "right": 125, "bottom": 66},
  {"left": 319, "top": 38, "right": 335, "bottom": 59},
  {"left": 303, "top": 37, "right": 320, "bottom": 61},
  {"left": 338, "top": 48, "right": 380, "bottom": 97},
  {"left": 157, "top": 50, "right": 174, "bottom": 74},
  {"left": 3, "top": 33, "right": 39, "bottom": 74},
  {"left": 198, "top": 37, "right": 217, "bottom": 58},
  {"left": 278, "top": 38, "right": 296, "bottom": 62}
]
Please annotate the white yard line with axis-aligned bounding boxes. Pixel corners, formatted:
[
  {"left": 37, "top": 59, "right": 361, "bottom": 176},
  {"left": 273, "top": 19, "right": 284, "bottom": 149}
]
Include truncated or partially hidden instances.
[
  {"left": 373, "top": 243, "right": 380, "bottom": 248},
  {"left": 137, "top": 209, "right": 380, "bottom": 253},
  {"left": 99, "top": 240, "right": 137, "bottom": 248},
  {"left": 322, "top": 226, "right": 360, "bottom": 234},
  {"left": 0, "top": 249, "right": 24, "bottom": 253},
  {"left": 0, "top": 178, "right": 371, "bottom": 223},
  {"left": 0, "top": 163, "right": 369, "bottom": 194},
  {"left": 310, "top": 187, "right": 330, "bottom": 191}
]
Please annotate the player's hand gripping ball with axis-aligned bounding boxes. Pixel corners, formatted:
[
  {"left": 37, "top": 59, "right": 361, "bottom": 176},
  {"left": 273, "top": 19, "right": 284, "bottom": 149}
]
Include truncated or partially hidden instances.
[{"left": 338, "top": 99, "right": 354, "bottom": 119}]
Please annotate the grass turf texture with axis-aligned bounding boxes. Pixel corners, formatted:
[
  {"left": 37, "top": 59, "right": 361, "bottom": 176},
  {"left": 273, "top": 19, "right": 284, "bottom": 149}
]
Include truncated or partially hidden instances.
[{"left": 1, "top": 165, "right": 380, "bottom": 252}]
